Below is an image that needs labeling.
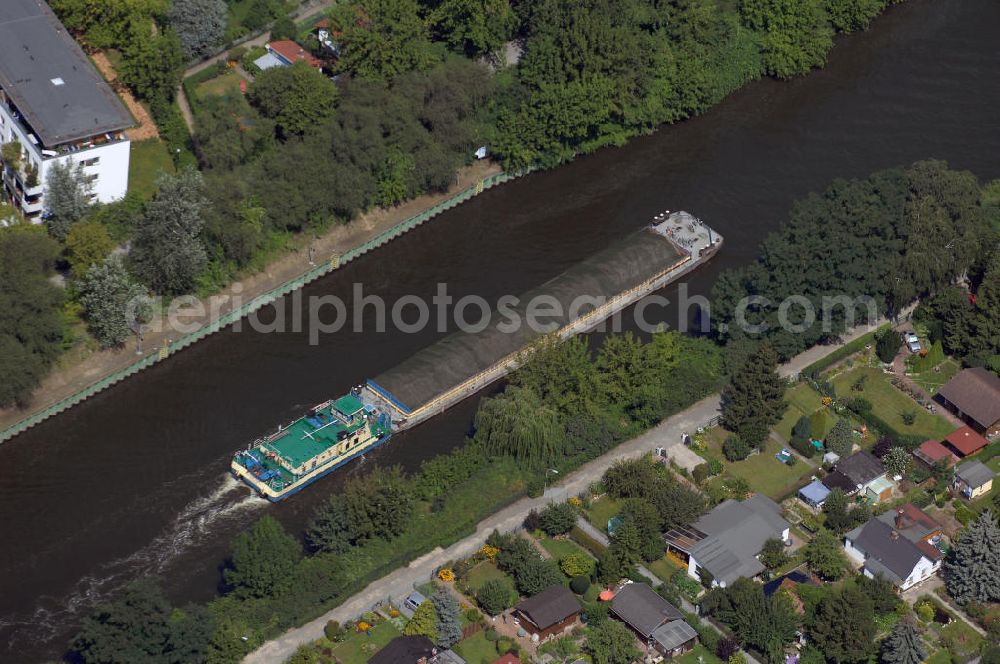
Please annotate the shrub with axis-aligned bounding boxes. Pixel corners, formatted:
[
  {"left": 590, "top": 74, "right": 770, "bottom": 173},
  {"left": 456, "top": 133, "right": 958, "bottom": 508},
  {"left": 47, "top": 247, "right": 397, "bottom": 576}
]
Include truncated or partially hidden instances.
[
  {"left": 570, "top": 575, "right": 590, "bottom": 594},
  {"left": 693, "top": 463, "right": 712, "bottom": 484},
  {"left": 324, "top": 620, "right": 344, "bottom": 642},
  {"left": 476, "top": 578, "right": 515, "bottom": 616},
  {"left": 791, "top": 435, "right": 817, "bottom": 458},
  {"left": 723, "top": 435, "right": 752, "bottom": 462},
  {"left": 842, "top": 396, "right": 872, "bottom": 415},
  {"left": 523, "top": 509, "right": 541, "bottom": 532},
  {"left": 560, "top": 553, "right": 595, "bottom": 578},
  {"left": 876, "top": 330, "right": 902, "bottom": 363},
  {"left": 902, "top": 410, "right": 917, "bottom": 426},
  {"left": 539, "top": 502, "right": 578, "bottom": 536},
  {"left": 707, "top": 457, "right": 724, "bottom": 475},
  {"left": 484, "top": 627, "right": 499, "bottom": 641},
  {"left": 915, "top": 601, "right": 934, "bottom": 623}
]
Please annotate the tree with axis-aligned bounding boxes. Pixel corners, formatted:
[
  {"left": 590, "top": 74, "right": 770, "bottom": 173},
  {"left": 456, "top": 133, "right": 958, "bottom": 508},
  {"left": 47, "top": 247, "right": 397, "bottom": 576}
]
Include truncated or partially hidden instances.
[
  {"left": 403, "top": 600, "right": 438, "bottom": 641},
  {"left": 332, "top": 0, "right": 436, "bottom": 80},
  {"left": 248, "top": 62, "right": 339, "bottom": 139},
  {"left": 71, "top": 578, "right": 211, "bottom": 664},
  {"left": 430, "top": 0, "right": 516, "bottom": 57},
  {"left": 883, "top": 447, "right": 911, "bottom": 477},
  {"left": 430, "top": 588, "right": 462, "bottom": 648},
  {"left": 879, "top": 617, "right": 926, "bottom": 664},
  {"left": 602, "top": 457, "right": 659, "bottom": 499},
  {"left": 826, "top": 0, "right": 890, "bottom": 32},
  {"left": 476, "top": 578, "right": 515, "bottom": 615},
  {"left": 585, "top": 619, "right": 640, "bottom": 664},
  {"left": 306, "top": 494, "right": 352, "bottom": 553},
  {"left": 876, "top": 329, "right": 902, "bottom": 363},
  {"left": 808, "top": 586, "right": 876, "bottom": 664},
  {"left": 826, "top": 418, "right": 855, "bottom": 457},
  {"left": 539, "top": 502, "right": 578, "bottom": 536},
  {"left": 45, "top": 161, "right": 93, "bottom": 240},
  {"left": 759, "top": 537, "right": 790, "bottom": 570},
  {"left": 224, "top": 516, "right": 302, "bottom": 598},
  {"left": 857, "top": 573, "right": 899, "bottom": 614},
  {"left": 475, "top": 385, "right": 565, "bottom": 464},
  {"left": 270, "top": 15, "right": 297, "bottom": 41},
  {"left": 705, "top": 578, "right": 799, "bottom": 659},
  {"left": 515, "top": 558, "right": 563, "bottom": 596},
  {"left": 561, "top": 553, "right": 595, "bottom": 578},
  {"left": 943, "top": 509, "right": 1000, "bottom": 604},
  {"left": 50, "top": 0, "right": 167, "bottom": 50},
  {"left": 0, "top": 228, "right": 65, "bottom": 407},
  {"left": 65, "top": 220, "right": 114, "bottom": 275},
  {"left": 168, "top": 0, "right": 226, "bottom": 58},
  {"left": 286, "top": 645, "right": 320, "bottom": 664},
  {"left": 738, "top": 0, "right": 833, "bottom": 79},
  {"left": 131, "top": 169, "right": 209, "bottom": 295},
  {"left": 342, "top": 466, "right": 414, "bottom": 543},
  {"left": 805, "top": 528, "right": 849, "bottom": 580},
  {"left": 119, "top": 30, "right": 184, "bottom": 103},
  {"left": 720, "top": 344, "right": 786, "bottom": 447},
  {"left": 723, "top": 434, "right": 752, "bottom": 462},
  {"left": 79, "top": 255, "right": 150, "bottom": 348},
  {"left": 823, "top": 488, "right": 868, "bottom": 534}
]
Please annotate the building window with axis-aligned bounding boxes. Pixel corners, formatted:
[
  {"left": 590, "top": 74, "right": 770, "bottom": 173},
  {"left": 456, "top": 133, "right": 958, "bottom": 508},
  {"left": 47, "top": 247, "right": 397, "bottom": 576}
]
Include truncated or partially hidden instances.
[{"left": 81, "top": 156, "right": 100, "bottom": 167}]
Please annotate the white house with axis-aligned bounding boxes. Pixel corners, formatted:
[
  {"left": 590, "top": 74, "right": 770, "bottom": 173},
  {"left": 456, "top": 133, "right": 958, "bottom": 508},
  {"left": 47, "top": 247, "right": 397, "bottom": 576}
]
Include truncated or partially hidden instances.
[
  {"left": 844, "top": 503, "right": 944, "bottom": 591},
  {"left": 0, "top": 0, "right": 132, "bottom": 222},
  {"left": 664, "top": 494, "right": 790, "bottom": 588}
]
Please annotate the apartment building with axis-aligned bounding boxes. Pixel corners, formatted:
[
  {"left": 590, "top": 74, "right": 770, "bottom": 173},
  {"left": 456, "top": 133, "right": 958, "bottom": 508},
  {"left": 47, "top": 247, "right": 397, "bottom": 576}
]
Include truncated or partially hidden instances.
[{"left": 0, "top": 0, "right": 133, "bottom": 221}]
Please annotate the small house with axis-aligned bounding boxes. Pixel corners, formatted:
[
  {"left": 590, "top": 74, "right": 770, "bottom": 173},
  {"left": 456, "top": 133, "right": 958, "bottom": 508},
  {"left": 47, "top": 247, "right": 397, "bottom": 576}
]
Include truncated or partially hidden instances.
[
  {"left": 798, "top": 479, "right": 831, "bottom": 508},
  {"left": 762, "top": 570, "right": 821, "bottom": 615},
  {"left": 664, "top": 494, "right": 790, "bottom": 588},
  {"left": 512, "top": 585, "right": 581, "bottom": 640},
  {"left": 941, "top": 426, "right": 989, "bottom": 459},
  {"left": 255, "top": 40, "right": 323, "bottom": 71},
  {"left": 953, "top": 460, "right": 996, "bottom": 499},
  {"left": 490, "top": 655, "right": 521, "bottom": 664},
  {"left": 913, "top": 439, "right": 959, "bottom": 469},
  {"left": 937, "top": 367, "right": 1000, "bottom": 435},
  {"left": 610, "top": 582, "right": 697, "bottom": 658},
  {"left": 844, "top": 503, "right": 944, "bottom": 591},
  {"left": 822, "top": 451, "right": 891, "bottom": 502}
]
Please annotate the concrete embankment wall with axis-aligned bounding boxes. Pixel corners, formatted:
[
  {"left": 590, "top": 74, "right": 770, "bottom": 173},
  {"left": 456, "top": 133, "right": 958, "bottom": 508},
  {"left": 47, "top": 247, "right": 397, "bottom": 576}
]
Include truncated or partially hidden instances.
[{"left": 0, "top": 170, "right": 527, "bottom": 445}]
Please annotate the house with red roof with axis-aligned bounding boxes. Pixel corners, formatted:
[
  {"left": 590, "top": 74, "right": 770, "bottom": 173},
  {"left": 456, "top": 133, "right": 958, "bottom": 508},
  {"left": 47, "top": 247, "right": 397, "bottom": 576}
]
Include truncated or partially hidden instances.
[
  {"left": 942, "top": 426, "right": 989, "bottom": 459},
  {"left": 913, "top": 439, "right": 959, "bottom": 468},
  {"left": 490, "top": 654, "right": 521, "bottom": 664}
]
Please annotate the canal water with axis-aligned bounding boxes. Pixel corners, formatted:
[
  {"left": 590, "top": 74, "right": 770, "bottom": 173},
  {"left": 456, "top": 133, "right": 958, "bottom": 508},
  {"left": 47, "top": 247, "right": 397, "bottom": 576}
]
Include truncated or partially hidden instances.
[{"left": 2, "top": 0, "right": 999, "bottom": 660}]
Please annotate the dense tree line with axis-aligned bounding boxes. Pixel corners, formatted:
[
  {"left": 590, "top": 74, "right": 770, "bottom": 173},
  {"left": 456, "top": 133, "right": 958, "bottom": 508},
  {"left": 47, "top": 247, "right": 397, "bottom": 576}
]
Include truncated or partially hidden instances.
[{"left": 712, "top": 161, "right": 997, "bottom": 360}]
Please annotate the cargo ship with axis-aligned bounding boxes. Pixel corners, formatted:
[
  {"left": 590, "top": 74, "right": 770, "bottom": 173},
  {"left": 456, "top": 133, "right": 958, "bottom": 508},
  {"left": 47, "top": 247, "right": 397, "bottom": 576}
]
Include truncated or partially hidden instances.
[{"left": 231, "top": 392, "right": 392, "bottom": 501}]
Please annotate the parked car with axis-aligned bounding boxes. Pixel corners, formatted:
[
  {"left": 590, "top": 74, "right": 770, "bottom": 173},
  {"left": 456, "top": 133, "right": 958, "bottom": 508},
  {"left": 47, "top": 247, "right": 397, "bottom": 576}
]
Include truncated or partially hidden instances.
[{"left": 904, "top": 332, "right": 922, "bottom": 353}]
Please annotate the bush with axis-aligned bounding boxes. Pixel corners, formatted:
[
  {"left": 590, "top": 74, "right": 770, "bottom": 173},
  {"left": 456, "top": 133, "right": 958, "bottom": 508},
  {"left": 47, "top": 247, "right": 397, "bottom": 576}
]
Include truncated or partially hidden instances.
[
  {"left": 560, "top": 553, "right": 595, "bottom": 578},
  {"left": 523, "top": 509, "right": 541, "bottom": 532},
  {"left": 570, "top": 575, "right": 590, "bottom": 594},
  {"left": 539, "top": 502, "right": 578, "bottom": 535},
  {"left": 842, "top": 396, "right": 872, "bottom": 415},
  {"left": 693, "top": 463, "right": 712, "bottom": 484},
  {"left": 526, "top": 477, "right": 545, "bottom": 498},
  {"left": 902, "top": 410, "right": 917, "bottom": 426},
  {"left": 569, "top": 526, "right": 606, "bottom": 558},
  {"left": 324, "top": 620, "right": 344, "bottom": 642},
  {"left": 876, "top": 330, "right": 902, "bottom": 363},
  {"left": 791, "top": 435, "right": 817, "bottom": 458},
  {"left": 476, "top": 578, "right": 515, "bottom": 616},
  {"left": 723, "top": 435, "right": 752, "bottom": 462},
  {"left": 954, "top": 503, "right": 975, "bottom": 525},
  {"left": 707, "top": 457, "right": 724, "bottom": 475}
]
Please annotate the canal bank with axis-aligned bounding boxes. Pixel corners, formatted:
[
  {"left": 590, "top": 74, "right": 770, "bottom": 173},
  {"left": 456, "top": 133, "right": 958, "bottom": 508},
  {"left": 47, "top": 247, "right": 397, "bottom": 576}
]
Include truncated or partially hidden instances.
[
  {"left": 2, "top": 0, "right": 999, "bottom": 660},
  {"left": 0, "top": 160, "right": 506, "bottom": 444}
]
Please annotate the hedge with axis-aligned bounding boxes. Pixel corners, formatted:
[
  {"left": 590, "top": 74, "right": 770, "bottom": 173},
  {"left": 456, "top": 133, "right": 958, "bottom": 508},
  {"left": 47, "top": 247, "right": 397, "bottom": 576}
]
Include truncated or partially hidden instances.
[
  {"left": 801, "top": 324, "right": 890, "bottom": 378},
  {"left": 569, "top": 526, "right": 607, "bottom": 558}
]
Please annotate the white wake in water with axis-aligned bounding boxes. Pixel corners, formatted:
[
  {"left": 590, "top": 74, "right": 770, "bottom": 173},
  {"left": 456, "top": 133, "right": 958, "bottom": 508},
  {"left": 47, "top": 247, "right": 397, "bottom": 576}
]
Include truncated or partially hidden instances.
[{"left": 0, "top": 473, "right": 267, "bottom": 651}]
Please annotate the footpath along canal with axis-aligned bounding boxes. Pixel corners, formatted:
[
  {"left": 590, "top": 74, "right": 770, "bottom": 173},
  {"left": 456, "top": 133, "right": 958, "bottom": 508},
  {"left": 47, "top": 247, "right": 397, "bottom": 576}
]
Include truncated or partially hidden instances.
[{"left": 1, "top": 0, "right": 999, "bottom": 660}]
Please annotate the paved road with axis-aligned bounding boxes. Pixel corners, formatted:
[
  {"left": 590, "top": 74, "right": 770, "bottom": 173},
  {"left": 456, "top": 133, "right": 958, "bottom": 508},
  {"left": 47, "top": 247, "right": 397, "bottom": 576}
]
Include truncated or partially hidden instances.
[{"left": 244, "top": 317, "right": 893, "bottom": 663}]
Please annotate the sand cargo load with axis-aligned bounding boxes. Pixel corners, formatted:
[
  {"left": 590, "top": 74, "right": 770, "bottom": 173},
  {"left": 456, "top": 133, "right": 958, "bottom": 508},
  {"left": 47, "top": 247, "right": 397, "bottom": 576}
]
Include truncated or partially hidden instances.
[{"left": 363, "top": 211, "right": 721, "bottom": 431}]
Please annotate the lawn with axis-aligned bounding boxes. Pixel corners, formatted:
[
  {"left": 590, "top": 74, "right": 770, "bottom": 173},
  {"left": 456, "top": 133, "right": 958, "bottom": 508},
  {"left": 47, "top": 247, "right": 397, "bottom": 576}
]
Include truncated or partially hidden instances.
[
  {"left": 463, "top": 561, "right": 509, "bottom": 593},
  {"left": 674, "top": 643, "right": 723, "bottom": 664},
  {"left": 539, "top": 536, "right": 589, "bottom": 562},
  {"left": 586, "top": 496, "right": 622, "bottom": 534},
  {"left": 194, "top": 69, "right": 244, "bottom": 102},
  {"left": 329, "top": 620, "right": 400, "bottom": 664},
  {"left": 911, "top": 357, "right": 961, "bottom": 395},
  {"left": 934, "top": 618, "right": 984, "bottom": 659},
  {"left": 646, "top": 555, "right": 685, "bottom": 584},
  {"left": 453, "top": 630, "right": 502, "bottom": 664},
  {"left": 704, "top": 434, "right": 814, "bottom": 499},
  {"left": 128, "top": 138, "right": 174, "bottom": 200},
  {"left": 831, "top": 367, "right": 956, "bottom": 440}
]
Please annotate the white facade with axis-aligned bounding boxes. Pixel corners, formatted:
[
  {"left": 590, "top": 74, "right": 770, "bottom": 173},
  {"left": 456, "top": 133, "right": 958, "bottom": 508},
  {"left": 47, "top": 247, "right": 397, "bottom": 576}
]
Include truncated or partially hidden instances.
[
  {"left": 0, "top": 94, "right": 130, "bottom": 220},
  {"left": 843, "top": 535, "right": 940, "bottom": 591}
]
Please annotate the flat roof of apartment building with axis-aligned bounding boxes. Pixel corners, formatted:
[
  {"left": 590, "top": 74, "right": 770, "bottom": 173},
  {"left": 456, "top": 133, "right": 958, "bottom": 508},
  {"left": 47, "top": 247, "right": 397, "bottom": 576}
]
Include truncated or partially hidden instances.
[{"left": 0, "top": 0, "right": 132, "bottom": 147}]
